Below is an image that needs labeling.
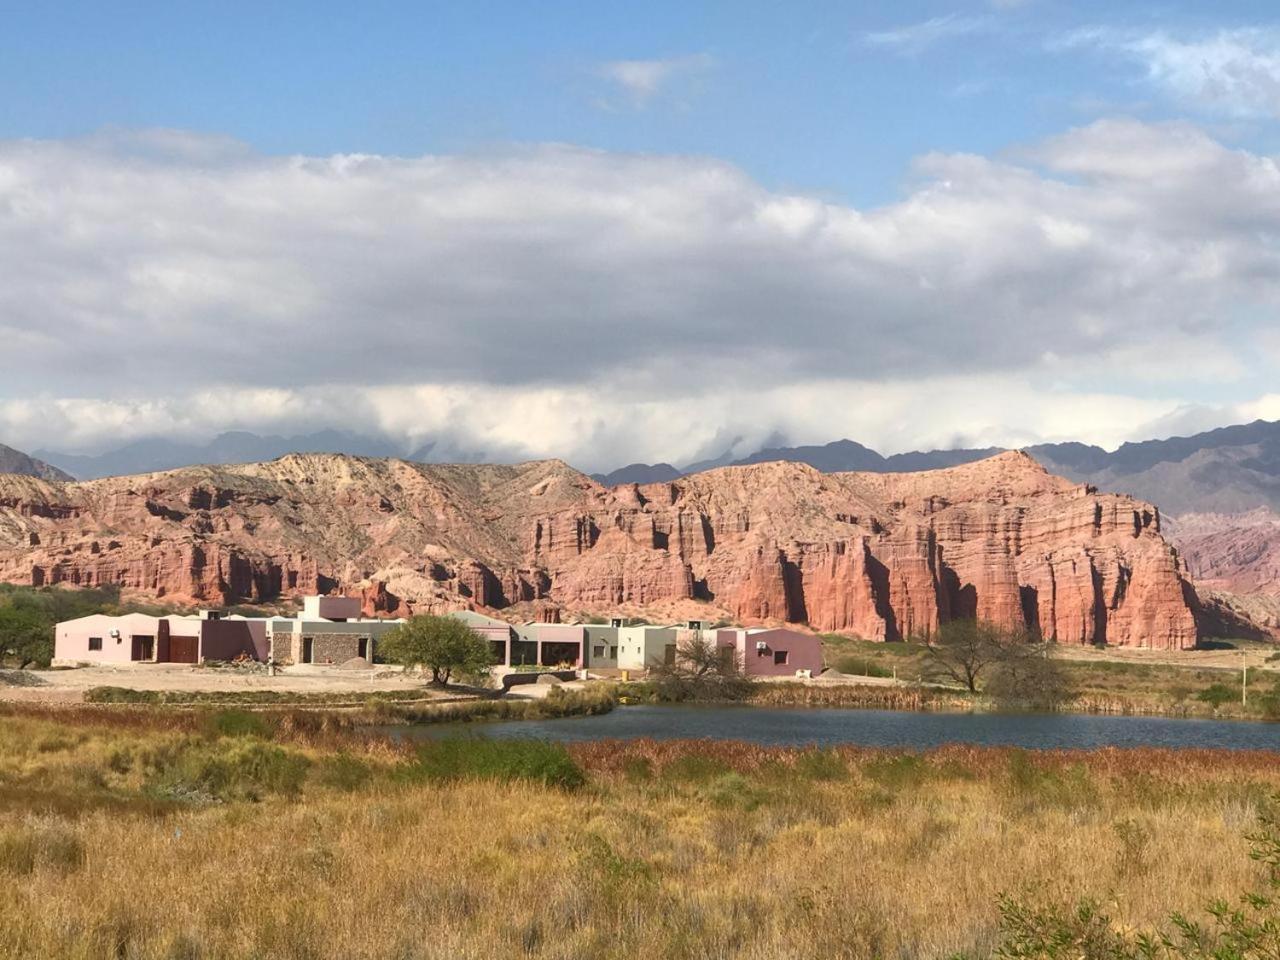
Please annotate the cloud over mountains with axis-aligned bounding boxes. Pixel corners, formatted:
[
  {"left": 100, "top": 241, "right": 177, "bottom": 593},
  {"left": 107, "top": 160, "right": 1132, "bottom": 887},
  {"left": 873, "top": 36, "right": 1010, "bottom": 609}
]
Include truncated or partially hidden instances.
[{"left": 1, "top": 119, "right": 1278, "bottom": 469}]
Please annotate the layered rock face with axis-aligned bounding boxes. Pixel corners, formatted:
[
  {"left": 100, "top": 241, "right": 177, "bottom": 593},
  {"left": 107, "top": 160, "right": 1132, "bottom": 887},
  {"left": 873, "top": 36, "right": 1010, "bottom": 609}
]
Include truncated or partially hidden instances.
[{"left": 0, "top": 451, "right": 1199, "bottom": 648}]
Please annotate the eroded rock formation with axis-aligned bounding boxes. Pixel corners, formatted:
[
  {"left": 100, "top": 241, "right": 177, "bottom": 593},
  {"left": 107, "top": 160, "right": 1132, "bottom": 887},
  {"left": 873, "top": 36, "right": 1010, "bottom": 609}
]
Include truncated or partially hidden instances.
[{"left": 0, "top": 451, "right": 1199, "bottom": 648}]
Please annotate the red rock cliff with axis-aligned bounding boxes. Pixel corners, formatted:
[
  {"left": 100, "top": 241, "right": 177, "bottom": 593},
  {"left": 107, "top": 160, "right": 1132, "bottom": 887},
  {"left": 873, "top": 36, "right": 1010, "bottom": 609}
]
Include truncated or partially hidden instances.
[{"left": 0, "top": 451, "right": 1199, "bottom": 648}]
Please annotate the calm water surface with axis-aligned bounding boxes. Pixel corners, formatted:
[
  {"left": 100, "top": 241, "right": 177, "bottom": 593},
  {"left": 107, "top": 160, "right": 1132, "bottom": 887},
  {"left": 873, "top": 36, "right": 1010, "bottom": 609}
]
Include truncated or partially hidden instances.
[{"left": 397, "top": 704, "right": 1280, "bottom": 751}]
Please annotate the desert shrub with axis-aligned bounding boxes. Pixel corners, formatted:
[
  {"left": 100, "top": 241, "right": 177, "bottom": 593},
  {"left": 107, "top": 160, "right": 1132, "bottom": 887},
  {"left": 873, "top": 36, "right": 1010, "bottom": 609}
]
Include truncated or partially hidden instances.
[
  {"left": 793, "top": 748, "right": 849, "bottom": 782},
  {"left": 314, "top": 753, "right": 373, "bottom": 792},
  {"left": 1259, "top": 696, "right": 1280, "bottom": 721},
  {"left": 621, "top": 756, "right": 653, "bottom": 782},
  {"left": 204, "top": 708, "right": 270, "bottom": 739},
  {"left": 406, "top": 737, "right": 584, "bottom": 789},
  {"left": 701, "top": 772, "right": 769, "bottom": 810},
  {"left": 986, "top": 652, "right": 1075, "bottom": 710},
  {"left": 0, "top": 821, "right": 84, "bottom": 875},
  {"left": 863, "top": 754, "right": 933, "bottom": 791},
  {"left": 580, "top": 833, "right": 656, "bottom": 889},
  {"left": 662, "top": 754, "right": 732, "bottom": 783},
  {"left": 1197, "top": 683, "right": 1237, "bottom": 708},
  {"left": 149, "top": 740, "right": 310, "bottom": 802},
  {"left": 84, "top": 687, "right": 161, "bottom": 704},
  {"left": 994, "top": 798, "right": 1280, "bottom": 957},
  {"left": 833, "top": 656, "right": 894, "bottom": 678},
  {"left": 1003, "top": 752, "right": 1098, "bottom": 812}
]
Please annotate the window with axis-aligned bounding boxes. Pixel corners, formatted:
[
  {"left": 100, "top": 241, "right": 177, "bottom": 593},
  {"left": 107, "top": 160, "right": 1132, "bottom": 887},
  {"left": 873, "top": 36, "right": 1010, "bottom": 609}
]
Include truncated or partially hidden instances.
[
  {"left": 593, "top": 645, "right": 605, "bottom": 658},
  {"left": 774, "top": 650, "right": 789, "bottom": 666},
  {"left": 88, "top": 637, "right": 102, "bottom": 651}
]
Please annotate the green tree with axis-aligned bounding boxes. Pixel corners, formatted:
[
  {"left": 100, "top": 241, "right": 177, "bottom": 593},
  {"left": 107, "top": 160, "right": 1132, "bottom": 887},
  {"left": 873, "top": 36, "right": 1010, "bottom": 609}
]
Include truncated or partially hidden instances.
[
  {"left": 0, "top": 604, "right": 53, "bottom": 669},
  {"left": 378, "top": 615, "right": 494, "bottom": 686}
]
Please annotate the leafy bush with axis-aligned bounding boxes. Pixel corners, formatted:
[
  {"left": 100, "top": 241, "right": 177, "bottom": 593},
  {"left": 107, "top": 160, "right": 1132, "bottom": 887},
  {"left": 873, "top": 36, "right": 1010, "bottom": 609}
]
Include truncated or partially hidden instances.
[
  {"left": 1196, "top": 683, "right": 1237, "bottom": 708},
  {"left": 406, "top": 738, "right": 585, "bottom": 789}
]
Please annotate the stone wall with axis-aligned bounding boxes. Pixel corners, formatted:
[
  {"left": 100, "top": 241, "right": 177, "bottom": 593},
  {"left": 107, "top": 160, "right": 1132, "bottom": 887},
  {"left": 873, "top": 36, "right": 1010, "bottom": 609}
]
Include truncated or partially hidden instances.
[{"left": 305, "top": 632, "right": 368, "bottom": 665}]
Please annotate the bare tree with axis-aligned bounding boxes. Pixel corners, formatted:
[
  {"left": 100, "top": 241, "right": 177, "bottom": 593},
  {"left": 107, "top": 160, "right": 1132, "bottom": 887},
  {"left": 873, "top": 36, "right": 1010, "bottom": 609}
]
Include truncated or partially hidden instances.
[
  {"left": 922, "top": 620, "right": 1046, "bottom": 694},
  {"left": 648, "top": 634, "right": 751, "bottom": 701}
]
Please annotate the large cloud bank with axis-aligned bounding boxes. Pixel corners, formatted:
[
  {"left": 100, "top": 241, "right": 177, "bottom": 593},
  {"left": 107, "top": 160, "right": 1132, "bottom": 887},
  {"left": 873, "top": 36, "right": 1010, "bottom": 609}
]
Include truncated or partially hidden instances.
[{"left": 1, "top": 120, "right": 1277, "bottom": 468}]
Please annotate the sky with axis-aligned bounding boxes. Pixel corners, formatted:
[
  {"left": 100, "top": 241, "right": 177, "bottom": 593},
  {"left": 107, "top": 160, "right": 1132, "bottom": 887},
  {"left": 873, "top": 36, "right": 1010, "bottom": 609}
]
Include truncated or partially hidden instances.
[{"left": 4, "top": 0, "right": 1280, "bottom": 470}]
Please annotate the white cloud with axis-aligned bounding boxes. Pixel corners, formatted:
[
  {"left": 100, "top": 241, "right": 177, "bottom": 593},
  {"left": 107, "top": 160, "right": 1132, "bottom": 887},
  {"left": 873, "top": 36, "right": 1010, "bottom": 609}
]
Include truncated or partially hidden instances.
[
  {"left": 0, "top": 376, "right": 1183, "bottom": 472},
  {"left": 2, "top": 120, "right": 1280, "bottom": 467},
  {"left": 1065, "top": 27, "right": 1280, "bottom": 118},
  {"left": 595, "top": 54, "right": 713, "bottom": 106},
  {"left": 863, "top": 15, "right": 991, "bottom": 54}
]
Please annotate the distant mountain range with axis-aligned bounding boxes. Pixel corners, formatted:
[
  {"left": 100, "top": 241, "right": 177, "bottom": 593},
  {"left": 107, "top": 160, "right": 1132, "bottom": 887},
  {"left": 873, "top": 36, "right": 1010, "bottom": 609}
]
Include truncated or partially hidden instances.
[
  {"left": 10, "top": 418, "right": 1280, "bottom": 520},
  {"left": 594, "top": 421, "right": 1280, "bottom": 518},
  {"left": 0, "top": 443, "right": 72, "bottom": 482},
  {"left": 12, "top": 421, "right": 1280, "bottom": 610}
]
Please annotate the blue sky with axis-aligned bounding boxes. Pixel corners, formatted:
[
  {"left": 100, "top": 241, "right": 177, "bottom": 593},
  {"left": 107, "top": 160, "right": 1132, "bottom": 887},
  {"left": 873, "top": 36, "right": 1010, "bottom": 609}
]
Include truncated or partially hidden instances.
[
  {"left": 6, "top": 0, "right": 1278, "bottom": 205},
  {"left": 3, "top": 1, "right": 1280, "bottom": 467}
]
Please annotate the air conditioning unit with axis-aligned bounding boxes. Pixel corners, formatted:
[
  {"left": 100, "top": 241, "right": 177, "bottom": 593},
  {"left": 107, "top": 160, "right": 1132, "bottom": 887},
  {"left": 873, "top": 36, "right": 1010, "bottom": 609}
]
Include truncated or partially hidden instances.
[{"left": 755, "top": 640, "right": 768, "bottom": 651}]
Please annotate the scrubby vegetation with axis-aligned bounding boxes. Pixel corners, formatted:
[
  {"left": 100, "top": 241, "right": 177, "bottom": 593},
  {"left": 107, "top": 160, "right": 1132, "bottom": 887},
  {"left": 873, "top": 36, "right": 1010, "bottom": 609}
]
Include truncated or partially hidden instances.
[
  {"left": 83, "top": 683, "right": 618, "bottom": 724},
  {"left": 819, "top": 630, "right": 1280, "bottom": 719},
  {"left": 0, "top": 703, "right": 1277, "bottom": 957}
]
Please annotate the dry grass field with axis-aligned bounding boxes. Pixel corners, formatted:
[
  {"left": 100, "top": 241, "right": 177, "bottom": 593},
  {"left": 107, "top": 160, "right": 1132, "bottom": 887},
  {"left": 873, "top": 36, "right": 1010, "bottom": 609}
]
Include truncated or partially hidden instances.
[{"left": 0, "top": 704, "right": 1277, "bottom": 958}]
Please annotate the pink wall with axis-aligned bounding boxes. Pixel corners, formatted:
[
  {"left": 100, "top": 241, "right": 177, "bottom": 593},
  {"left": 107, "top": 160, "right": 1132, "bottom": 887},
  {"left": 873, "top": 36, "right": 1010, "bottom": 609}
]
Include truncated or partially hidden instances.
[
  {"left": 306, "top": 596, "right": 362, "bottom": 620},
  {"left": 720, "top": 628, "right": 823, "bottom": 678},
  {"left": 54, "top": 614, "right": 164, "bottom": 665}
]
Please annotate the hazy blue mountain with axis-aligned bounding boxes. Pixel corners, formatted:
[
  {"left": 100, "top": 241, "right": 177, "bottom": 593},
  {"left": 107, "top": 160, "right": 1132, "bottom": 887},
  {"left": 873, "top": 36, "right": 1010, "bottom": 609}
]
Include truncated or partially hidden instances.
[
  {"left": 0, "top": 443, "right": 73, "bottom": 481},
  {"left": 590, "top": 463, "right": 684, "bottom": 486},
  {"left": 35, "top": 430, "right": 412, "bottom": 480}
]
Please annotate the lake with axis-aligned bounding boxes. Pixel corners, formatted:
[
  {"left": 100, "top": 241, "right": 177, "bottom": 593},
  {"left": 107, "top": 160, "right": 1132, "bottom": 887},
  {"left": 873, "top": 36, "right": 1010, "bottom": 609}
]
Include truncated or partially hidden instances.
[{"left": 396, "top": 704, "right": 1280, "bottom": 751}]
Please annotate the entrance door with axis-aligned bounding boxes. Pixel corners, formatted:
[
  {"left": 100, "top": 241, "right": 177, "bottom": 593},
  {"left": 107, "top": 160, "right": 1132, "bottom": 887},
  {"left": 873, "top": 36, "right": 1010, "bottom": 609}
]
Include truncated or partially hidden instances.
[
  {"left": 357, "top": 638, "right": 369, "bottom": 660},
  {"left": 302, "top": 638, "right": 314, "bottom": 663},
  {"left": 131, "top": 635, "right": 155, "bottom": 662},
  {"left": 167, "top": 636, "right": 198, "bottom": 664},
  {"left": 664, "top": 644, "right": 677, "bottom": 665}
]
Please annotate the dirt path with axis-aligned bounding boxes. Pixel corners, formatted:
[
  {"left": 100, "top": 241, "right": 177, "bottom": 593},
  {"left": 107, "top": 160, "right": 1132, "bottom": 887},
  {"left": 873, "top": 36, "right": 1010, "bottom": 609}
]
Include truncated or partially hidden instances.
[{"left": 0, "top": 663, "right": 452, "bottom": 704}]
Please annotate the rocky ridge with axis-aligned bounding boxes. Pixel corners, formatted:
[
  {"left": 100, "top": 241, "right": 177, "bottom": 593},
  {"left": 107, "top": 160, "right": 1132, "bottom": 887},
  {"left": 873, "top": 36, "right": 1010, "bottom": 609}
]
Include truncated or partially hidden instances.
[
  {"left": 0, "top": 444, "right": 72, "bottom": 482},
  {"left": 0, "top": 451, "right": 1199, "bottom": 648}
]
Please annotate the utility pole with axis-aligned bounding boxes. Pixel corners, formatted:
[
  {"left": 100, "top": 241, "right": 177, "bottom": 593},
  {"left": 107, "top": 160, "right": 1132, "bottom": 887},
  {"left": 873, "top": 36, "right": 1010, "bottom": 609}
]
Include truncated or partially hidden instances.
[{"left": 1243, "top": 651, "right": 1249, "bottom": 708}]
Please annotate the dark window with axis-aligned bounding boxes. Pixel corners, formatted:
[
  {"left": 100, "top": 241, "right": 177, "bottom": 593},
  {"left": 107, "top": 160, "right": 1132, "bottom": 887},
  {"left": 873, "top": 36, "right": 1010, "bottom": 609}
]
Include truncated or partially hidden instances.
[
  {"left": 593, "top": 645, "right": 605, "bottom": 658},
  {"left": 774, "top": 650, "right": 789, "bottom": 666},
  {"left": 88, "top": 637, "right": 102, "bottom": 651}
]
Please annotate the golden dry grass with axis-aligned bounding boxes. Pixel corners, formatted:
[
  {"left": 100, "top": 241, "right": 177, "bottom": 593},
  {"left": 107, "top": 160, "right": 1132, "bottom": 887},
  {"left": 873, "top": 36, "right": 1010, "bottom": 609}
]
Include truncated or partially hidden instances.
[{"left": 0, "top": 710, "right": 1276, "bottom": 958}]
